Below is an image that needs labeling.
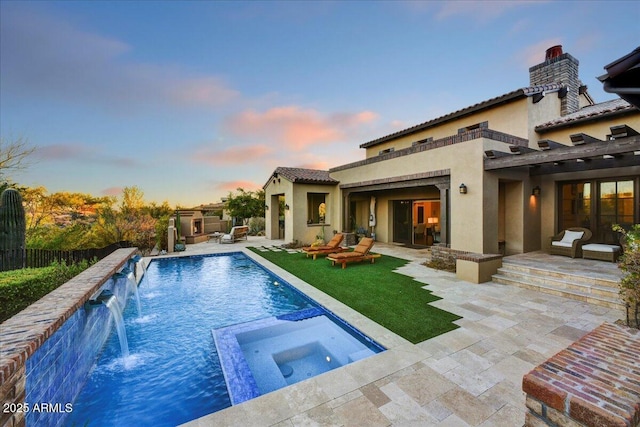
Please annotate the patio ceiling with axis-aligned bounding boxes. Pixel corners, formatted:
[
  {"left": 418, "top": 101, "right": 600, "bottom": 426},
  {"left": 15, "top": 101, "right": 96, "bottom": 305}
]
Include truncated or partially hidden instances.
[{"left": 484, "top": 126, "right": 640, "bottom": 176}]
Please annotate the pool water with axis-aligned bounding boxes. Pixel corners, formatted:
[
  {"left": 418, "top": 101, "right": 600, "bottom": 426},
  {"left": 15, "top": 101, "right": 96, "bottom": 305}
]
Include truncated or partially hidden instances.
[{"left": 66, "top": 253, "right": 383, "bottom": 426}]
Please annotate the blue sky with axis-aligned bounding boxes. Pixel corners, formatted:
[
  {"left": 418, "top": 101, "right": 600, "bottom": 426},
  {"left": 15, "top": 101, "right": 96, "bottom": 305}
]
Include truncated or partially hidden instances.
[{"left": 1, "top": 1, "right": 639, "bottom": 207}]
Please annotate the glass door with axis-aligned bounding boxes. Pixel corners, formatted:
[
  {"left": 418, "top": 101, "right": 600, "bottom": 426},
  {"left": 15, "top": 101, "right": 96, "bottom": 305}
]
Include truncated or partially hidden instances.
[{"left": 393, "top": 201, "right": 412, "bottom": 244}]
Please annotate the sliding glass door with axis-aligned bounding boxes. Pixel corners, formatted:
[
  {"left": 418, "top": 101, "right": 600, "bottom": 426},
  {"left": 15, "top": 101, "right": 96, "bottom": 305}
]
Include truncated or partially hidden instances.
[{"left": 558, "top": 178, "right": 637, "bottom": 244}]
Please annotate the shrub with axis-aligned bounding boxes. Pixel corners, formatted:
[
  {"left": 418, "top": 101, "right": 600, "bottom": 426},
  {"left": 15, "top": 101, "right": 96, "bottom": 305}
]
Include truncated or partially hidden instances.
[
  {"left": 0, "top": 260, "right": 92, "bottom": 323},
  {"left": 248, "top": 217, "right": 265, "bottom": 235},
  {"left": 613, "top": 224, "right": 640, "bottom": 328}
]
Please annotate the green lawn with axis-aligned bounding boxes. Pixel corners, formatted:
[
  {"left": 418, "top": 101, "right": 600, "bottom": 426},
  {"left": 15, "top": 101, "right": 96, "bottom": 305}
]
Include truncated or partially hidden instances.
[{"left": 249, "top": 248, "right": 461, "bottom": 344}]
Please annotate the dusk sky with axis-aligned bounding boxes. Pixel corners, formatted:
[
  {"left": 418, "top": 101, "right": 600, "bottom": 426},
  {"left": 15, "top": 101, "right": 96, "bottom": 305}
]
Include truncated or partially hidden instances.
[{"left": 1, "top": 1, "right": 639, "bottom": 207}]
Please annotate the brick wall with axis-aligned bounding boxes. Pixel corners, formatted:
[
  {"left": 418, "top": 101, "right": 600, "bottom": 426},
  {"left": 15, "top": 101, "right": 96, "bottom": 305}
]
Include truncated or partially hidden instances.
[
  {"left": 430, "top": 245, "right": 469, "bottom": 271},
  {"left": 523, "top": 322, "right": 640, "bottom": 427},
  {"left": 0, "top": 248, "right": 137, "bottom": 427}
]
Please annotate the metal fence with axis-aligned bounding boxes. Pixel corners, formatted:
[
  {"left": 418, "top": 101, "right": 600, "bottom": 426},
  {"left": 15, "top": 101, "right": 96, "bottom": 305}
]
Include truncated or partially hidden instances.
[{"left": 0, "top": 241, "right": 133, "bottom": 272}]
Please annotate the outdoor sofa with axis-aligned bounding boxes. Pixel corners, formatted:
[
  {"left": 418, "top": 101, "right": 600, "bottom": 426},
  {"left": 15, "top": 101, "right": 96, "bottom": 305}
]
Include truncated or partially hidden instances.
[
  {"left": 549, "top": 227, "right": 592, "bottom": 258},
  {"left": 220, "top": 226, "right": 249, "bottom": 244}
]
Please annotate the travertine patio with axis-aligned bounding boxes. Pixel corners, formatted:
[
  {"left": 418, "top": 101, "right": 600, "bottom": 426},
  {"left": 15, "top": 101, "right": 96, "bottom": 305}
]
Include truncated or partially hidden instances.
[{"left": 174, "top": 237, "right": 623, "bottom": 427}]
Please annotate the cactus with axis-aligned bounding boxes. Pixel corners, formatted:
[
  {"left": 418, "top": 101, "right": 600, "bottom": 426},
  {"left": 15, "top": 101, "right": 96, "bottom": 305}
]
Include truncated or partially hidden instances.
[{"left": 0, "top": 188, "right": 26, "bottom": 270}]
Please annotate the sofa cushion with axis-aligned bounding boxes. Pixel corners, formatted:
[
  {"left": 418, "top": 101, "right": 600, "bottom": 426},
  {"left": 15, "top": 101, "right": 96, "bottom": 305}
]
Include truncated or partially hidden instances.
[
  {"left": 582, "top": 244, "right": 621, "bottom": 253},
  {"left": 560, "top": 230, "right": 584, "bottom": 244},
  {"left": 552, "top": 241, "right": 574, "bottom": 248}
]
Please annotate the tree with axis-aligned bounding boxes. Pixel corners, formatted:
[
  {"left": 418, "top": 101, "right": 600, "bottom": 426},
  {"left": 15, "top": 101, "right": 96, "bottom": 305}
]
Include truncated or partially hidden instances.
[
  {"left": 0, "top": 136, "right": 35, "bottom": 184},
  {"left": 91, "top": 187, "right": 158, "bottom": 252},
  {"left": 226, "top": 188, "right": 265, "bottom": 225}
]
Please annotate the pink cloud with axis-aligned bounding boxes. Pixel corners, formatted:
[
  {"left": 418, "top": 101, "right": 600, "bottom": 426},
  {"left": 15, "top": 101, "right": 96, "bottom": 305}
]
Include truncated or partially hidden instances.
[
  {"left": 435, "top": 1, "right": 544, "bottom": 22},
  {"left": 101, "top": 187, "right": 123, "bottom": 197},
  {"left": 2, "top": 5, "right": 238, "bottom": 113},
  {"left": 192, "top": 144, "right": 272, "bottom": 165},
  {"left": 35, "top": 142, "right": 138, "bottom": 168},
  {"left": 168, "top": 76, "right": 240, "bottom": 108},
  {"left": 293, "top": 160, "right": 331, "bottom": 170},
  {"left": 225, "top": 106, "right": 379, "bottom": 150},
  {"left": 216, "top": 180, "right": 262, "bottom": 192},
  {"left": 518, "top": 39, "right": 563, "bottom": 67},
  {"left": 35, "top": 143, "right": 91, "bottom": 160}
]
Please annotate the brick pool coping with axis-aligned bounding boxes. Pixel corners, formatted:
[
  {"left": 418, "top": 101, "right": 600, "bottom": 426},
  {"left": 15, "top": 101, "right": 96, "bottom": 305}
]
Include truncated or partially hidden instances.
[
  {"left": 523, "top": 322, "right": 640, "bottom": 427},
  {"left": 0, "top": 248, "right": 137, "bottom": 426}
]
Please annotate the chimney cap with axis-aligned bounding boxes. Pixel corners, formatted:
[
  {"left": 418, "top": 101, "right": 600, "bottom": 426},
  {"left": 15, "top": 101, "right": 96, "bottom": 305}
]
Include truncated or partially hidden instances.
[{"left": 546, "top": 45, "right": 563, "bottom": 60}]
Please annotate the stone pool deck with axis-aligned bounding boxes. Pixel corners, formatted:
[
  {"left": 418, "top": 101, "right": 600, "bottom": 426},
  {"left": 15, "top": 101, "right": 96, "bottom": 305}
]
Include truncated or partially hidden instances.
[{"left": 163, "top": 238, "right": 624, "bottom": 426}]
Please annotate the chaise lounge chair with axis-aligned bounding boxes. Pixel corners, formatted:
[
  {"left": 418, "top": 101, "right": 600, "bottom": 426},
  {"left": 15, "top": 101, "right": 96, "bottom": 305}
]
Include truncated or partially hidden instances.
[
  {"left": 327, "top": 237, "right": 380, "bottom": 269},
  {"left": 301, "top": 233, "right": 345, "bottom": 260},
  {"left": 549, "top": 227, "right": 592, "bottom": 258}
]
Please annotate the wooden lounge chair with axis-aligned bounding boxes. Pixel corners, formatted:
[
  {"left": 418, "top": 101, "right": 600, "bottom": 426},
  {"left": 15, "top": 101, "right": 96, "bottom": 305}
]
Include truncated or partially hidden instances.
[
  {"left": 301, "top": 233, "right": 345, "bottom": 260},
  {"left": 220, "top": 226, "right": 249, "bottom": 244},
  {"left": 549, "top": 227, "right": 592, "bottom": 258},
  {"left": 327, "top": 237, "right": 380, "bottom": 269}
]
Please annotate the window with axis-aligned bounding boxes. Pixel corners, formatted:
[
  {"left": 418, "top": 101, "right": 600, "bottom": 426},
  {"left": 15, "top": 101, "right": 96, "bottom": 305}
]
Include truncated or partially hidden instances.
[
  {"left": 558, "top": 178, "right": 637, "bottom": 244},
  {"left": 598, "top": 180, "right": 635, "bottom": 242},
  {"left": 307, "top": 193, "right": 327, "bottom": 224}
]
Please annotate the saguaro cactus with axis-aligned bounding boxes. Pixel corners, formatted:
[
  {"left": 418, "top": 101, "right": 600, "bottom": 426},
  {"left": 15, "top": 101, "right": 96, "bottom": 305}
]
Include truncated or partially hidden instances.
[{"left": 0, "top": 188, "right": 26, "bottom": 270}]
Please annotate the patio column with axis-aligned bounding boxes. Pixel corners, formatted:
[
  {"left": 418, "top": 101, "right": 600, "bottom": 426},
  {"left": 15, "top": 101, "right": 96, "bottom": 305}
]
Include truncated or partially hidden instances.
[
  {"left": 436, "top": 183, "right": 450, "bottom": 246},
  {"left": 342, "top": 190, "right": 352, "bottom": 232}
]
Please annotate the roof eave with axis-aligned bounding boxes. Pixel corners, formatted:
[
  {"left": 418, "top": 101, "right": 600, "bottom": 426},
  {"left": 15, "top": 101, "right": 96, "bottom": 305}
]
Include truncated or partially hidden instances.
[
  {"left": 535, "top": 106, "right": 637, "bottom": 132},
  {"left": 360, "top": 89, "right": 528, "bottom": 149}
]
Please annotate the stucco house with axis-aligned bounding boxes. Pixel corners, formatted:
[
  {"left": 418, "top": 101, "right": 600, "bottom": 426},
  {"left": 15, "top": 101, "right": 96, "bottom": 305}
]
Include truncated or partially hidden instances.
[{"left": 263, "top": 46, "right": 640, "bottom": 274}]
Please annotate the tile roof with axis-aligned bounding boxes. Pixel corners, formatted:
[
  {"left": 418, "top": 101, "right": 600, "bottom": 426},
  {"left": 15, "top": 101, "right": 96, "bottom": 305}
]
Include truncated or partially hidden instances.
[
  {"left": 535, "top": 98, "right": 635, "bottom": 130},
  {"left": 271, "top": 167, "right": 338, "bottom": 185},
  {"left": 359, "top": 84, "right": 566, "bottom": 149}
]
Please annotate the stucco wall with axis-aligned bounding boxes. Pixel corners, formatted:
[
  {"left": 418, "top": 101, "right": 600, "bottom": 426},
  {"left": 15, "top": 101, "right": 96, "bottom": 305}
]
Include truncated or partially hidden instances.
[
  {"left": 332, "top": 137, "right": 512, "bottom": 253},
  {"left": 292, "top": 183, "right": 339, "bottom": 245},
  {"left": 364, "top": 98, "right": 530, "bottom": 159},
  {"left": 537, "top": 113, "right": 640, "bottom": 144}
]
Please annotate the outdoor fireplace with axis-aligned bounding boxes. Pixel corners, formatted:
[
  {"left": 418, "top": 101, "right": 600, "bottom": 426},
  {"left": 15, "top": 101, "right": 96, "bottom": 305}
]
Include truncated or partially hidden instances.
[{"left": 193, "top": 218, "right": 202, "bottom": 235}]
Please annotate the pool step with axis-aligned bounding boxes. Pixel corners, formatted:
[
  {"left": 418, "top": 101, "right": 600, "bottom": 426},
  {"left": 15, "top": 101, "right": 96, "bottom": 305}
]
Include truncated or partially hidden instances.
[{"left": 492, "top": 262, "right": 624, "bottom": 310}]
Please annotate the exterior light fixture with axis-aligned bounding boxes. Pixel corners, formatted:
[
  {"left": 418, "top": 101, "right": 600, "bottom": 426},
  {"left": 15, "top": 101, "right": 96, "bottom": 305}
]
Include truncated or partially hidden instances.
[
  {"left": 285, "top": 204, "right": 290, "bottom": 210},
  {"left": 265, "top": 204, "right": 269, "bottom": 210},
  {"left": 532, "top": 186, "right": 541, "bottom": 196},
  {"left": 459, "top": 183, "right": 467, "bottom": 194}
]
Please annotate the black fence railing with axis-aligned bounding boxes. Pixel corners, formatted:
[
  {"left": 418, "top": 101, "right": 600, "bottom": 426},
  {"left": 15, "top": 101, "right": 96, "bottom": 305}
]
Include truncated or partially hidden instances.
[{"left": 0, "top": 241, "right": 133, "bottom": 272}]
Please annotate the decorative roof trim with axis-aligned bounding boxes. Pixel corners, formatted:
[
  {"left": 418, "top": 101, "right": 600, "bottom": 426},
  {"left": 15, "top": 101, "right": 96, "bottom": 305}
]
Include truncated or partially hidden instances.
[{"left": 333, "top": 128, "right": 528, "bottom": 173}]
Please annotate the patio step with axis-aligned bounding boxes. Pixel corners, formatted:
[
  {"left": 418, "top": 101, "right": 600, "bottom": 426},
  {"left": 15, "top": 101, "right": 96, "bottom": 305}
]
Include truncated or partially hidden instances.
[{"left": 492, "top": 262, "right": 624, "bottom": 310}]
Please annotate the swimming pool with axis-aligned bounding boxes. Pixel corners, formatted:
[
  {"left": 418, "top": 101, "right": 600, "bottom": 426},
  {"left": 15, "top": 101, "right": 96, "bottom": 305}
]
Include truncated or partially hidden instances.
[{"left": 65, "top": 252, "right": 384, "bottom": 426}]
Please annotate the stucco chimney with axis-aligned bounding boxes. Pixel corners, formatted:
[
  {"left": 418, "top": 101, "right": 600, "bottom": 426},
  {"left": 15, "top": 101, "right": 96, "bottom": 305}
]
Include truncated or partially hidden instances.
[{"left": 529, "top": 45, "right": 581, "bottom": 116}]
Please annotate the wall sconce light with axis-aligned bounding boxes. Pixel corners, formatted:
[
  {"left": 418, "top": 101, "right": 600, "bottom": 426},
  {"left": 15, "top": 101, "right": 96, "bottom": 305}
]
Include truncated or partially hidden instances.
[
  {"left": 532, "top": 186, "right": 541, "bottom": 196},
  {"left": 265, "top": 204, "right": 269, "bottom": 210},
  {"left": 459, "top": 183, "right": 467, "bottom": 194},
  {"left": 285, "top": 204, "right": 290, "bottom": 210}
]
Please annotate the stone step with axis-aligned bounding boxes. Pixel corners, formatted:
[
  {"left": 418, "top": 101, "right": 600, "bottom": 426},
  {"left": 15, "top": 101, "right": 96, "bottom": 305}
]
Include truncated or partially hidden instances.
[
  {"left": 498, "top": 262, "right": 619, "bottom": 288},
  {"left": 495, "top": 267, "right": 620, "bottom": 298},
  {"left": 492, "top": 273, "right": 624, "bottom": 310}
]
